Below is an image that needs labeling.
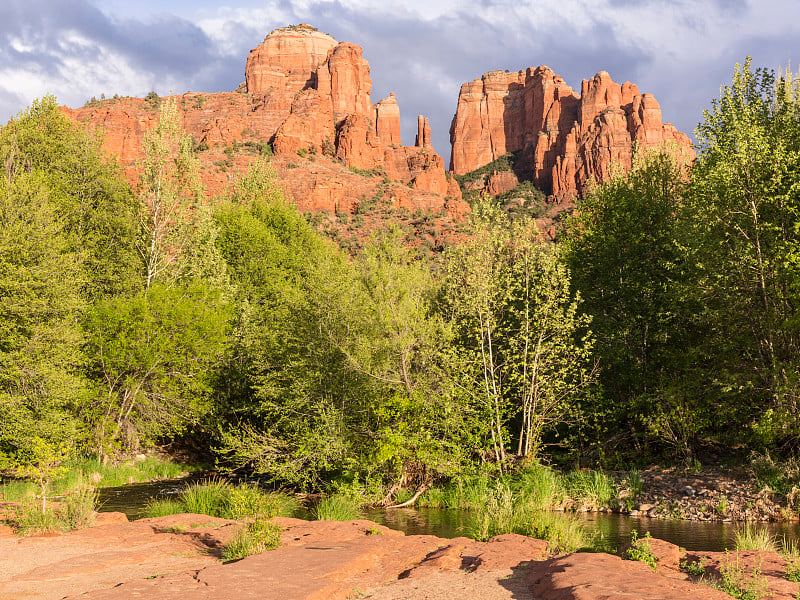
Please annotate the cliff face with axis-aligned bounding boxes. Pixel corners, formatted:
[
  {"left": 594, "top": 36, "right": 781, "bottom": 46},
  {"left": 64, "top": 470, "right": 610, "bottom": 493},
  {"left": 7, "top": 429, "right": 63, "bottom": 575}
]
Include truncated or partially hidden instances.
[
  {"left": 449, "top": 66, "right": 694, "bottom": 201},
  {"left": 62, "top": 24, "right": 462, "bottom": 215}
]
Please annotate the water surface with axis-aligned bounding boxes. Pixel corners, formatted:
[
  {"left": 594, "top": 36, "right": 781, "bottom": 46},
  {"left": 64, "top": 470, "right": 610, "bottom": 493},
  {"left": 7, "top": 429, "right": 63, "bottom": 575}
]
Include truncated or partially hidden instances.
[{"left": 97, "top": 478, "right": 800, "bottom": 553}]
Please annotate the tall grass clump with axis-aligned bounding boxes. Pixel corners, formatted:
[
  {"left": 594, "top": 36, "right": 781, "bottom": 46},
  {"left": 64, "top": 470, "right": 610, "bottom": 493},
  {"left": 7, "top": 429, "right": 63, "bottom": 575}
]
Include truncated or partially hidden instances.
[
  {"left": 181, "top": 479, "right": 232, "bottom": 516},
  {"left": 313, "top": 494, "right": 362, "bottom": 521},
  {"left": 142, "top": 479, "right": 299, "bottom": 519},
  {"left": 221, "top": 517, "right": 282, "bottom": 562},
  {"left": 419, "top": 474, "right": 497, "bottom": 510},
  {"left": 563, "top": 470, "right": 617, "bottom": 510},
  {"left": 143, "top": 497, "right": 185, "bottom": 517},
  {"left": 468, "top": 483, "right": 587, "bottom": 553},
  {"left": 733, "top": 524, "right": 778, "bottom": 553},
  {"left": 513, "top": 463, "right": 566, "bottom": 510},
  {"left": 780, "top": 534, "right": 800, "bottom": 560}
]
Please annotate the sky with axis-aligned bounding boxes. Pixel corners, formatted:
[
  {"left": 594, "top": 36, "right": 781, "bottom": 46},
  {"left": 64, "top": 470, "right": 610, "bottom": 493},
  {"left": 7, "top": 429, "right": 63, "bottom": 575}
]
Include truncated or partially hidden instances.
[{"left": 1, "top": 0, "right": 799, "bottom": 160}]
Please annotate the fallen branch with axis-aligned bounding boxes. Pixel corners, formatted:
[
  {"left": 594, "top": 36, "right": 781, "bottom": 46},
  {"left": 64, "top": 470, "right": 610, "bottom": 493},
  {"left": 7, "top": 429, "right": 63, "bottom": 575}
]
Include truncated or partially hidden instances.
[{"left": 387, "top": 484, "right": 429, "bottom": 509}]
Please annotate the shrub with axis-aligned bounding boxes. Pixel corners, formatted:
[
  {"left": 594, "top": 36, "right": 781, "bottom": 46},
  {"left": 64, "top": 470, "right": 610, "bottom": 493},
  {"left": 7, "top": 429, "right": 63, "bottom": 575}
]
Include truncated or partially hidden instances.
[
  {"left": 622, "top": 531, "right": 658, "bottom": 572},
  {"left": 59, "top": 485, "right": 98, "bottom": 530},
  {"left": 10, "top": 485, "right": 97, "bottom": 535},
  {"left": 712, "top": 553, "right": 768, "bottom": 600},
  {"left": 221, "top": 517, "right": 281, "bottom": 562},
  {"left": 145, "top": 91, "right": 161, "bottom": 109},
  {"left": 680, "top": 557, "right": 708, "bottom": 577}
]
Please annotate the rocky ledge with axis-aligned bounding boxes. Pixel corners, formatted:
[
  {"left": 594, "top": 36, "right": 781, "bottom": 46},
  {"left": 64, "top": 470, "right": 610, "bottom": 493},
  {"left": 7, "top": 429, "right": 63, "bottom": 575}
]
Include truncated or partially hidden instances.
[
  {"left": 1, "top": 513, "right": 798, "bottom": 600},
  {"left": 620, "top": 467, "right": 795, "bottom": 522}
]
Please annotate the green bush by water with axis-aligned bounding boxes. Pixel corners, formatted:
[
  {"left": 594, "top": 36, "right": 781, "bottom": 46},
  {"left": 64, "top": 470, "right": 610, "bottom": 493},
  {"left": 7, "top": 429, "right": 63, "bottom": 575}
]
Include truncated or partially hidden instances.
[
  {"left": 733, "top": 524, "right": 778, "bottom": 553},
  {"left": 313, "top": 494, "right": 362, "bottom": 521},
  {"left": 142, "top": 479, "right": 299, "bottom": 519},
  {"left": 562, "top": 470, "right": 617, "bottom": 511},
  {"left": 419, "top": 464, "right": 617, "bottom": 514},
  {"left": 468, "top": 482, "right": 588, "bottom": 552}
]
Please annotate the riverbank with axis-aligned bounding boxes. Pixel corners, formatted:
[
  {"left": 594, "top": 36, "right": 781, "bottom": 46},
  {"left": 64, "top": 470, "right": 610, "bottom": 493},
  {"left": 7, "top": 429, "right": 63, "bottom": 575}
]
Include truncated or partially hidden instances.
[
  {"left": 1, "top": 512, "right": 798, "bottom": 600},
  {"left": 625, "top": 466, "right": 795, "bottom": 522},
  {"left": 0, "top": 455, "right": 199, "bottom": 502}
]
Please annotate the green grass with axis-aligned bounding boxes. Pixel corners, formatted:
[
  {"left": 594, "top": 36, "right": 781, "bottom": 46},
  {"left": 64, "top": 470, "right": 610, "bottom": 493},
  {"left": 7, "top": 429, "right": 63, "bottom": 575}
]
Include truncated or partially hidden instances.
[
  {"left": 733, "top": 524, "right": 778, "bottom": 553},
  {"left": 513, "top": 464, "right": 567, "bottom": 510},
  {"left": 142, "top": 479, "right": 299, "bottom": 520},
  {"left": 181, "top": 479, "right": 231, "bottom": 516},
  {"left": 143, "top": 498, "right": 186, "bottom": 517},
  {"left": 221, "top": 517, "right": 282, "bottom": 562},
  {"left": 562, "top": 470, "right": 617, "bottom": 511},
  {"left": 780, "top": 534, "right": 800, "bottom": 559},
  {"left": 708, "top": 552, "right": 769, "bottom": 600},
  {"left": 0, "top": 456, "right": 194, "bottom": 502},
  {"left": 468, "top": 482, "right": 587, "bottom": 553},
  {"left": 9, "top": 484, "right": 98, "bottom": 536},
  {"left": 313, "top": 494, "right": 362, "bottom": 521},
  {"left": 420, "top": 465, "right": 617, "bottom": 514},
  {"left": 785, "top": 560, "right": 800, "bottom": 583}
]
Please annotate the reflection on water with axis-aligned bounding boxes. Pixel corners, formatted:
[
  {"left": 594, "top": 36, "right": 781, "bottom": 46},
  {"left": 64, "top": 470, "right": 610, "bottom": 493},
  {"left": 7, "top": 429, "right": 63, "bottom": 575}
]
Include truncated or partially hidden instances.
[{"left": 97, "top": 478, "right": 800, "bottom": 553}]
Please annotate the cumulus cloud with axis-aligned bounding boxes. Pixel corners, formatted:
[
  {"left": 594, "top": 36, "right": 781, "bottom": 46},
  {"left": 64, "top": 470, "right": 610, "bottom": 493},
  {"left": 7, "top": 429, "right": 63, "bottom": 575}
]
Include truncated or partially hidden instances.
[{"left": 1, "top": 0, "right": 799, "bottom": 159}]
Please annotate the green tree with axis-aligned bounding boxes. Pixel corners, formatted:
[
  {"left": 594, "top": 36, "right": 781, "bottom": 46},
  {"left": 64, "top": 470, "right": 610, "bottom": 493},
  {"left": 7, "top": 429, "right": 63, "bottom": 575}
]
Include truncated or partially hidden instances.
[
  {"left": 0, "top": 170, "right": 88, "bottom": 472},
  {"left": 0, "top": 95, "right": 139, "bottom": 300},
  {"left": 443, "top": 196, "right": 595, "bottom": 469},
  {"left": 84, "top": 284, "right": 229, "bottom": 455},
  {"left": 348, "top": 229, "right": 481, "bottom": 500},
  {"left": 137, "top": 99, "right": 203, "bottom": 288},
  {"left": 213, "top": 161, "right": 359, "bottom": 488},
  {"left": 687, "top": 58, "right": 800, "bottom": 446},
  {"left": 563, "top": 150, "right": 700, "bottom": 463}
]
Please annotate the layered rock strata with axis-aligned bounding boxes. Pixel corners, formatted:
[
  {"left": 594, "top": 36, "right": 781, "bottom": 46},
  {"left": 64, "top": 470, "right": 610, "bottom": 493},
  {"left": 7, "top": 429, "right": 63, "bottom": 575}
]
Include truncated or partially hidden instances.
[
  {"left": 62, "top": 24, "right": 462, "bottom": 215},
  {"left": 449, "top": 66, "right": 694, "bottom": 200}
]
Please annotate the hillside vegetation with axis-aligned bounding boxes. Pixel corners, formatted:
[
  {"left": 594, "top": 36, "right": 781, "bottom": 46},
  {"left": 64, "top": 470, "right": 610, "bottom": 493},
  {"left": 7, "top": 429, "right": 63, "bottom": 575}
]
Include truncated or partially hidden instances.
[{"left": 1, "top": 59, "right": 799, "bottom": 504}]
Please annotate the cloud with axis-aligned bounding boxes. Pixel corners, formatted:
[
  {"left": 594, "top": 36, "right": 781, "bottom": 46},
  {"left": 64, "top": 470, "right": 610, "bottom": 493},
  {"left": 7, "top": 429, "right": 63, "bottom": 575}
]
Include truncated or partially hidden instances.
[{"left": 1, "top": 0, "right": 799, "bottom": 161}]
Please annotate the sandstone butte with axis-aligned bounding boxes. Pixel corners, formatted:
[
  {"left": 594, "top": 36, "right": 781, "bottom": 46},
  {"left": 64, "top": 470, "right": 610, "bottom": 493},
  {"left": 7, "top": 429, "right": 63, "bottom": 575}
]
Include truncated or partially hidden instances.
[
  {"left": 2, "top": 512, "right": 799, "bottom": 600},
  {"left": 60, "top": 24, "right": 465, "bottom": 223},
  {"left": 449, "top": 66, "right": 695, "bottom": 204},
  {"left": 58, "top": 24, "right": 695, "bottom": 236}
]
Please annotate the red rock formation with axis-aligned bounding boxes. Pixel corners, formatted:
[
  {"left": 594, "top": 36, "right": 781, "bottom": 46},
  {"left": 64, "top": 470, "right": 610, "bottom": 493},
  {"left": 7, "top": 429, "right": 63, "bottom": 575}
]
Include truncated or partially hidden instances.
[
  {"left": 245, "top": 25, "right": 337, "bottom": 96},
  {"left": 450, "top": 65, "right": 694, "bottom": 201},
  {"left": 374, "top": 93, "right": 401, "bottom": 147},
  {"left": 62, "top": 24, "right": 464, "bottom": 218},
  {"left": 316, "top": 42, "right": 373, "bottom": 121}
]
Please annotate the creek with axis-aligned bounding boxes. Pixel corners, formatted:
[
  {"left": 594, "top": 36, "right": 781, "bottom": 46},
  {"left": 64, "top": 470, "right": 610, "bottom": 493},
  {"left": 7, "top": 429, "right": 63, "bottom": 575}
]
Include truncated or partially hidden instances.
[{"left": 97, "top": 477, "right": 800, "bottom": 553}]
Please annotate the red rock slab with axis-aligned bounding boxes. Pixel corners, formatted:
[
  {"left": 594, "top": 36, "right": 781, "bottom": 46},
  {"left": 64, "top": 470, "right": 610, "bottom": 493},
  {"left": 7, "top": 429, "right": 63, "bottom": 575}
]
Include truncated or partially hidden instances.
[
  {"left": 67, "top": 527, "right": 444, "bottom": 600},
  {"left": 0, "top": 514, "right": 233, "bottom": 600},
  {"left": 528, "top": 552, "right": 732, "bottom": 600},
  {"left": 684, "top": 550, "right": 800, "bottom": 600},
  {"left": 63, "top": 519, "right": 551, "bottom": 600}
]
